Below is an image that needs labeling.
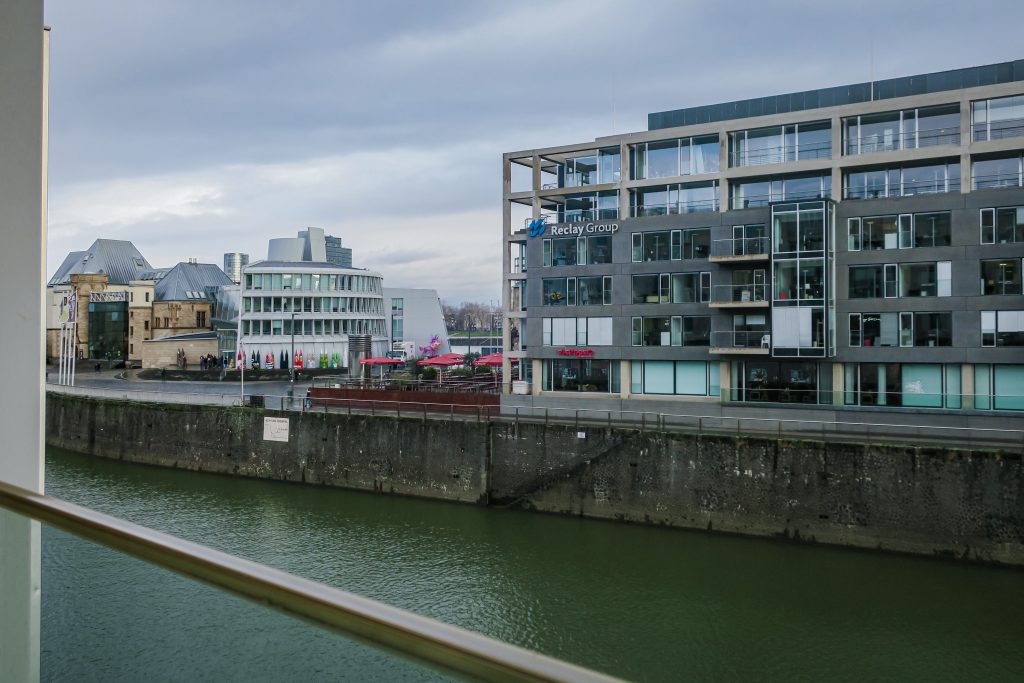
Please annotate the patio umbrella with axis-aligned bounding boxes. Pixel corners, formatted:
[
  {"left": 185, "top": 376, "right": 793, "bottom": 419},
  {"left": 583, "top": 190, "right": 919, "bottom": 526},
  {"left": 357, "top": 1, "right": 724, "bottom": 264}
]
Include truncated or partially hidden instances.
[
  {"left": 360, "top": 356, "right": 404, "bottom": 382},
  {"left": 472, "top": 353, "right": 503, "bottom": 367},
  {"left": 417, "top": 353, "right": 464, "bottom": 367}
]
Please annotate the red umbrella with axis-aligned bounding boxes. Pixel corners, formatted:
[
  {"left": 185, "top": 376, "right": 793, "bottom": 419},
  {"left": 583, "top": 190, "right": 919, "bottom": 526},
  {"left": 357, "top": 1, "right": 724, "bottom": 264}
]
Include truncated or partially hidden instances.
[
  {"left": 417, "top": 353, "right": 464, "bottom": 367},
  {"left": 472, "top": 353, "right": 504, "bottom": 367},
  {"left": 360, "top": 357, "right": 405, "bottom": 365}
]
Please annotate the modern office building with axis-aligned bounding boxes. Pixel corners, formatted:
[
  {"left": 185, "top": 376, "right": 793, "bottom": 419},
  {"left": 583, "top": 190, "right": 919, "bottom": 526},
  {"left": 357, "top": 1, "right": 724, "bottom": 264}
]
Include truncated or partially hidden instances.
[
  {"left": 502, "top": 60, "right": 1024, "bottom": 414},
  {"left": 383, "top": 287, "right": 448, "bottom": 357},
  {"left": 325, "top": 234, "right": 354, "bottom": 268},
  {"left": 223, "top": 252, "right": 249, "bottom": 284},
  {"left": 238, "top": 228, "right": 387, "bottom": 369}
]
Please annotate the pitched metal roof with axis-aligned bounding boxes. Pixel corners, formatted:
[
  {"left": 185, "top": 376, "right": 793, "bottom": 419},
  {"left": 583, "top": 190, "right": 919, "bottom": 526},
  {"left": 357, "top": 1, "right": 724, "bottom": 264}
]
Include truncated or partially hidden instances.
[
  {"left": 154, "top": 262, "right": 234, "bottom": 301},
  {"left": 142, "top": 331, "right": 217, "bottom": 342},
  {"left": 47, "top": 239, "right": 152, "bottom": 286}
]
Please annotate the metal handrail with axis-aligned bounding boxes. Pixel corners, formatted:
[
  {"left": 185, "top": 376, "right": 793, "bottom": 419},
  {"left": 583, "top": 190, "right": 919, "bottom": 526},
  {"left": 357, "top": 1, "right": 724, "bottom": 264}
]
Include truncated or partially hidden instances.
[
  {"left": 710, "top": 237, "right": 770, "bottom": 257},
  {"left": 0, "top": 479, "right": 620, "bottom": 683}
]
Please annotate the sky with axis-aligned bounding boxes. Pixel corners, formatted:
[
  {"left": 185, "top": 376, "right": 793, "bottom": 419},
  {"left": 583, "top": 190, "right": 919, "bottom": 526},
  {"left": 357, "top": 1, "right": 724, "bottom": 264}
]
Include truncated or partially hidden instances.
[{"left": 43, "top": 0, "right": 1024, "bottom": 303}]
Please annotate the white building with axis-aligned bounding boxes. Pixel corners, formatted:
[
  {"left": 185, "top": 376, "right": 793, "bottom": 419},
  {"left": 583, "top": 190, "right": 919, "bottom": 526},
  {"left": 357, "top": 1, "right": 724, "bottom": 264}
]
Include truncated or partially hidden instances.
[
  {"left": 238, "top": 229, "right": 387, "bottom": 370},
  {"left": 383, "top": 287, "right": 449, "bottom": 358}
]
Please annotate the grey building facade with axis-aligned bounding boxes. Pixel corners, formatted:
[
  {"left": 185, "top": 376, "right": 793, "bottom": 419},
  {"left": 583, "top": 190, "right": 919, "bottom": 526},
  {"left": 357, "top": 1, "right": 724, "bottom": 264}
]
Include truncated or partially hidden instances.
[
  {"left": 502, "top": 60, "right": 1024, "bottom": 415},
  {"left": 325, "top": 234, "right": 353, "bottom": 268},
  {"left": 223, "top": 252, "right": 249, "bottom": 284}
]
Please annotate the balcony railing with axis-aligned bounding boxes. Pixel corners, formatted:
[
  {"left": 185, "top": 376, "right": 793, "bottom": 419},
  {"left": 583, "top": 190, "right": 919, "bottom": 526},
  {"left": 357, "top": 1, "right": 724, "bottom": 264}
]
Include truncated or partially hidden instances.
[
  {"left": 710, "top": 284, "right": 768, "bottom": 304},
  {"left": 710, "top": 237, "right": 770, "bottom": 258},
  {"left": 844, "top": 177, "right": 961, "bottom": 200},
  {"left": 731, "top": 141, "right": 832, "bottom": 167},
  {"left": 973, "top": 173, "right": 1023, "bottom": 190},
  {"left": 632, "top": 198, "right": 719, "bottom": 216},
  {"left": 710, "top": 330, "right": 771, "bottom": 349},
  {"left": 846, "top": 128, "right": 960, "bottom": 155},
  {"left": 0, "top": 479, "right": 619, "bottom": 683},
  {"left": 730, "top": 189, "right": 829, "bottom": 210},
  {"left": 973, "top": 118, "right": 1024, "bottom": 142}
]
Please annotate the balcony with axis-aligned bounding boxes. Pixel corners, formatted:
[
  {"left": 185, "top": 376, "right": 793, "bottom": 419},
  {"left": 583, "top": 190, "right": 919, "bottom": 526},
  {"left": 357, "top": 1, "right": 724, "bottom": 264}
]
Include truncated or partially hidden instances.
[
  {"left": 632, "top": 198, "right": 718, "bottom": 217},
  {"left": 973, "top": 172, "right": 1023, "bottom": 191},
  {"left": 845, "top": 128, "right": 960, "bottom": 155},
  {"left": 709, "top": 330, "right": 770, "bottom": 355},
  {"left": 731, "top": 140, "right": 831, "bottom": 167},
  {"left": 709, "top": 237, "right": 770, "bottom": 263},
  {"left": 709, "top": 284, "right": 769, "bottom": 308}
]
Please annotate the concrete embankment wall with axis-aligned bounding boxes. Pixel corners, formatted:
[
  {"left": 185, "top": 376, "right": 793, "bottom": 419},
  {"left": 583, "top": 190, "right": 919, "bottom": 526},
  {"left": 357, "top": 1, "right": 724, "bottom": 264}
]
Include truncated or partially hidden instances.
[{"left": 47, "top": 393, "right": 1024, "bottom": 565}]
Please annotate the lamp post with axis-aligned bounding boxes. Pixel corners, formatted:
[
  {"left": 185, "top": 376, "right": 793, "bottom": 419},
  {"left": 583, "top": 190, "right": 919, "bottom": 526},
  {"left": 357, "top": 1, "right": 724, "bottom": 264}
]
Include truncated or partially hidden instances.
[{"left": 290, "top": 311, "right": 296, "bottom": 388}]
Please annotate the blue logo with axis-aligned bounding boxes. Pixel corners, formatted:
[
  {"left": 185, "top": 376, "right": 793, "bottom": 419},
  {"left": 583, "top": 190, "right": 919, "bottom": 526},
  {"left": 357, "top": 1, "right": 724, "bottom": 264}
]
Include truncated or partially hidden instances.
[{"left": 527, "top": 217, "right": 547, "bottom": 238}]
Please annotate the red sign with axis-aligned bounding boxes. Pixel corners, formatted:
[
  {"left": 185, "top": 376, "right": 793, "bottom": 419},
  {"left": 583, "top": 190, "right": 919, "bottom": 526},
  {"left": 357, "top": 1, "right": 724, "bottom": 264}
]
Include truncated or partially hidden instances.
[{"left": 558, "top": 348, "right": 595, "bottom": 358}]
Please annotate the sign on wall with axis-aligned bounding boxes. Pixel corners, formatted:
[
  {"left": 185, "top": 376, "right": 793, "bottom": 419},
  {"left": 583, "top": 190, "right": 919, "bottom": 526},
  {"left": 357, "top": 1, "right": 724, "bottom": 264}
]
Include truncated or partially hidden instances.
[
  {"left": 263, "top": 416, "right": 290, "bottom": 442},
  {"left": 90, "top": 291, "right": 128, "bottom": 303},
  {"left": 558, "top": 348, "right": 595, "bottom": 358}
]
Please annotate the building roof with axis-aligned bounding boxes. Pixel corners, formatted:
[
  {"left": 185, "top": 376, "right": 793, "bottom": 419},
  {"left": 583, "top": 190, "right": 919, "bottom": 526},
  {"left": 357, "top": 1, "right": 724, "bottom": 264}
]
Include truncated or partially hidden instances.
[
  {"left": 136, "top": 268, "right": 170, "bottom": 282},
  {"left": 648, "top": 59, "right": 1024, "bottom": 130},
  {"left": 246, "top": 260, "right": 375, "bottom": 272},
  {"left": 154, "top": 262, "right": 234, "bottom": 301},
  {"left": 48, "top": 239, "right": 152, "bottom": 286},
  {"left": 143, "top": 331, "right": 217, "bottom": 342}
]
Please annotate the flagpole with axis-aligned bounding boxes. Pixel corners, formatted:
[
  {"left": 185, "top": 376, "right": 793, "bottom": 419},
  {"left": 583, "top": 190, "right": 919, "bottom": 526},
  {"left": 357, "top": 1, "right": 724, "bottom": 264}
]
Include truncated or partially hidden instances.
[
  {"left": 57, "top": 323, "right": 64, "bottom": 385},
  {"left": 69, "top": 321, "right": 77, "bottom": 386},
  {"left": 240, "top": 342, "right": 245, "bottom": 407}
]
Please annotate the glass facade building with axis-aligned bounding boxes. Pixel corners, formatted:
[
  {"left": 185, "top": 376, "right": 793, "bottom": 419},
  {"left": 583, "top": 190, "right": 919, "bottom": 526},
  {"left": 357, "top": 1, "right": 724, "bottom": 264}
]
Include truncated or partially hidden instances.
[{"left": 503, "top": 60, "right": 1024, "bottom": 415}]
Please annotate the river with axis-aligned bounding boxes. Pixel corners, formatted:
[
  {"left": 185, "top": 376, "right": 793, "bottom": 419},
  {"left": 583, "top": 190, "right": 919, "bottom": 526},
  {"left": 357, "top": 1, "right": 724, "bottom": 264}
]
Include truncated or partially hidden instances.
[{"left": 41, "top": 447, "right": 1024, "bottom": 682}]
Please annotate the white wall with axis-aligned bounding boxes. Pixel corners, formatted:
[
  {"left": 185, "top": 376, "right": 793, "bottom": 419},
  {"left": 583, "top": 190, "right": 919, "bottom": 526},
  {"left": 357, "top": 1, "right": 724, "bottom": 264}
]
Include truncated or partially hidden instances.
[
  {"left": 383, "top": 287, "right": 449, "bottom": 355},
  {"left": 0, "top": 3, "right": 45, "bottom": 681}
]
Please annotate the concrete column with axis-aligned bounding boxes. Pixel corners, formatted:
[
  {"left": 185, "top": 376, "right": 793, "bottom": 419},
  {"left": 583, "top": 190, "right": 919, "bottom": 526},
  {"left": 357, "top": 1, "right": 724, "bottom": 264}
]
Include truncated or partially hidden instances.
[
  {"left": 501, "top": 157, "right": 512, "bottom": 394},
  {"left": 832, "top": 362, "right": 845, "bottom": 406},
  {"left": 718, "top": 128, "right": 730, "bottom": 210},
  {"left": 961, "top": 363, "right": 975, "bottom": 411},
  {"left": 619, "top": 360, "right": 631, "bottom": 398},
  {"left": 0, "top": 4, "right": 46, "bottom": 682},
  {"left": 830, "top": 116, "right": 843, "bottom": 200},
  {"left": 618, "top": 142, "right": 629, "bottom": 217},
  {"left": 531, "top": 359, "right": 543, "bottom": 396},
  {"left": 959, "top": 95, "right": 971, "bottom": 193},
  {"left": 718, "top": 360, "right": 730, "bottom": 402}
]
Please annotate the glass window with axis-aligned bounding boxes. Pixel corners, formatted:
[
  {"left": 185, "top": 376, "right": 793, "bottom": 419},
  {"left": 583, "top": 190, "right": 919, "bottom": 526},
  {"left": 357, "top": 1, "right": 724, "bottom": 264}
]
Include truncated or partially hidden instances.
[
  {"left": 994, "top": 365, "right": 1024, "bottom": 410},
  {"left": 981, "top": 259, "right": 1022, "bottom": 295},
  {"left": 546, "top": 359, "right": 616, "bottom": 393},
  {"left": 902, "top": 364, "right": 943, "bottom": 408},
  {"left": 542, "top": 278, "right": 569, "bottom": 305},
  {"left": 849, "top": 265, "right": 883, "bottom": 298},
  {"left": 681, "top": 229, "right": 710, "bottom": 259},
  {"left": 973, "top": 95, "right": 1024, "bottom": 141},
  {"left": 576, "top": 277, "right": 608, "bottom": 305},
  {"left": 973, "top": 156, "right": 1022, "bottom": 190},
  {"left": 633, "top": 231, "right": 673, "bottom": 262},
  {"left": 632, "top": 274, "right": 662, "bottom": 304},
  {"left": 912, "top": 212, "right": 952, "bottom": 247},
  {"left": 682, "top": 316, "right": 711, "bottom": 346}
]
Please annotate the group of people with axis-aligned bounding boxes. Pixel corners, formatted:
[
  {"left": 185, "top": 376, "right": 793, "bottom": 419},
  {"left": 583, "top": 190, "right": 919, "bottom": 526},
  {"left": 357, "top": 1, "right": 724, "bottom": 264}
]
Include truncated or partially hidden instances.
[{"left": 198, "top": 354, "right": 223, "bottom": 370}]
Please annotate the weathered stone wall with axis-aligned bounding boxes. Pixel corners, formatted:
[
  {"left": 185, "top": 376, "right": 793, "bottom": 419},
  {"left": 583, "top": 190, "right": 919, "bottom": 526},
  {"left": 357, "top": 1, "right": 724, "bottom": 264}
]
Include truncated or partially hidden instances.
[
  {"left": 46, "top": 393, "right": 1024, "bottom": 564},
  {"left": 488, "top": 422, "right": 1024, "bottom": 564},
  {"left": 46, "top": 394, "right": 489, "bottom": 504}
]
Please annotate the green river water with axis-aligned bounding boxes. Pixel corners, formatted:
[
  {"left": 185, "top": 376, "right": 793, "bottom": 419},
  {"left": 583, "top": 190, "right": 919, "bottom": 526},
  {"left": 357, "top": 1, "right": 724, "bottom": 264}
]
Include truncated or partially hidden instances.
[{"left": 40, "top": 447, "right": 1024, "bottom": 682}]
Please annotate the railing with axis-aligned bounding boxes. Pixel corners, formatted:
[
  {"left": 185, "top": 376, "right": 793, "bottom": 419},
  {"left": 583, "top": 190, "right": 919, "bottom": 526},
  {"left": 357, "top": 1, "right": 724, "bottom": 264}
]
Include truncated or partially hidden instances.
[
  {"left": 0, "top": 480, "right": 620, "bottom": 683},
  {"left": 710, "top": 331, "right": 770, "bottom": 349},
  {"left": 974, "top": 118, "right": 1024, "bottom": 142},
  {"left": 729, "top": 189, "right": 829, "bottom": 209},
  {"left": 45, "top": 383, "right": 1024, "bottom": 448},
  {"left": 500, "top": 403, "right": 1024, "bottom": 449},
  {"left": 632, "top": 198, "right": 718, "bottom": 216},
  {"left": 513, "top": 256, "right": 527, "bottom": 273},
  {"left": 973, "top": 173, "right": 1023, "bottom": 190},
  {"left": 710, "top": 237, "right": 770, "bottom": 258},
  {"left": 846, "top": 128, "right": 960, "bottom": 155},
  {"left": 731, "top": 141, "right": 832, "bottom": 167},
  {"left": 844, "top": 178, "right": 960, "bottom": 199},
  {"left": 710, "top": 283, "right": 767, "bottom": 303}
]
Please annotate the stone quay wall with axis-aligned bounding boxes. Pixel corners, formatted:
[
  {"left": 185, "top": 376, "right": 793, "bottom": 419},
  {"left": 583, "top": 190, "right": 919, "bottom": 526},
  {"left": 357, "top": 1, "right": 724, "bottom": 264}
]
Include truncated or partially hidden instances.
[{"left": 47, "top": 393, "right": 1024, "bottom": 565}]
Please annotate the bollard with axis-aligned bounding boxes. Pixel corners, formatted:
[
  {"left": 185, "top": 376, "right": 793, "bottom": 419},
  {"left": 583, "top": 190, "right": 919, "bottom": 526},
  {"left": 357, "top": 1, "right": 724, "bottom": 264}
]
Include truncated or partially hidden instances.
[{"left": 397, "top": 403, "right": 401, "bottom": 419}]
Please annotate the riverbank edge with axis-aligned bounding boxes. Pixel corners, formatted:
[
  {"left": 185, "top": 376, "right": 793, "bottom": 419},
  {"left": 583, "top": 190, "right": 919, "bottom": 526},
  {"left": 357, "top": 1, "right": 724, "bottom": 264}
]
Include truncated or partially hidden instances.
[{"left": 45, "top": 393, "right": 1024, "bottom": 566}]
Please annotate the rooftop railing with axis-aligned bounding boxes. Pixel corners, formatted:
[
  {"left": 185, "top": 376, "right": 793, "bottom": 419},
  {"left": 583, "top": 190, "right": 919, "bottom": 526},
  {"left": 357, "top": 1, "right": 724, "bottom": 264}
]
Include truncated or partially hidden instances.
[
  {"left": 710, "top": 330, "right": 770, "bottom": 349},
  {"left": 0, "top": 479, "right": 620, "bottom": 682}
]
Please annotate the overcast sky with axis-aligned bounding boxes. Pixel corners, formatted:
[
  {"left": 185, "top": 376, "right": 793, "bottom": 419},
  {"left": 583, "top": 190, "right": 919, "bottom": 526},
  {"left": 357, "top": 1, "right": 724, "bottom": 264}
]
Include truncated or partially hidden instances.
[{"left": 44, "top": 0, "right": 1024, "bottom": 303}]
